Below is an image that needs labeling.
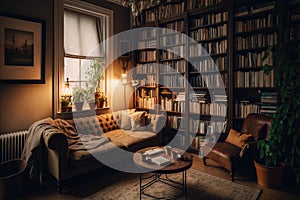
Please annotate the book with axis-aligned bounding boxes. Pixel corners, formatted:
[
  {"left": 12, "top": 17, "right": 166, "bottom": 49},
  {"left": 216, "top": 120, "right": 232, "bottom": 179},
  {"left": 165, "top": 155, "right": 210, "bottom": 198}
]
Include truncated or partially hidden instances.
[
  {"left": 144, "top": 148, "right": 164, "bottom": 156},
  {"left": 151, "top": 156, "right": 171, "bottom": 166}
]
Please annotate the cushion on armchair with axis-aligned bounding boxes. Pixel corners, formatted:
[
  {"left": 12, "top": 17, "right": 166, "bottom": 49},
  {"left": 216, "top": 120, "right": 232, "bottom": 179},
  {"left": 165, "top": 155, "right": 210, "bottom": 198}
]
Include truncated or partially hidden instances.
[{"left": 225, "top": 129, "right": 254, "bottom": 148}]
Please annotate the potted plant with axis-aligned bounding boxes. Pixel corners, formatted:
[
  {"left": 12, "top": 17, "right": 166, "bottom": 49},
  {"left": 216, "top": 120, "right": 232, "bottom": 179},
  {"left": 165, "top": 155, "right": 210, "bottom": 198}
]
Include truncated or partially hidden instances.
[
  {"left": 254, "top": 41, "right": 300, "bottom": 188},
  {"left": 95, "top": 90, "right": 107, "bottom": 108},
  {"left": 85, "top": 58, "right": 107, "bottom": 108},
  {"left": 60, "top": 96, "right": 72, "bottom": 112},
  {"left": 85, "top": 87, "right": 96, "bottom": 110},
  {"left": 72, "top": 87, "right": 86, "bottom": 111}
]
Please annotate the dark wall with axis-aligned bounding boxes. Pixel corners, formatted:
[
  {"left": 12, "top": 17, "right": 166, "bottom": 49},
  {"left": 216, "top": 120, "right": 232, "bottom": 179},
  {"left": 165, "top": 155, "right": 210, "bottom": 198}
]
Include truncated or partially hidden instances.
[{"left": 0, "top": 0, "right": 130, "bottom": 133}]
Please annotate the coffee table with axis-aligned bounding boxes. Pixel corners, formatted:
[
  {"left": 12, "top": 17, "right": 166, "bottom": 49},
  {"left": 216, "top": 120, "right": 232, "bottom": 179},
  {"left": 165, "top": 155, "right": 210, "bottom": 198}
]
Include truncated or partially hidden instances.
[{"left": 133, "top": 146, "right": 193, "bottom": 200}]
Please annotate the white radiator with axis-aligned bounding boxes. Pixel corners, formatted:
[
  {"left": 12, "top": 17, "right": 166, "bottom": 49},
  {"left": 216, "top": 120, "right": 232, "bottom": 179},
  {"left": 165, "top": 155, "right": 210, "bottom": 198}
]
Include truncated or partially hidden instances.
[{"left": 0, "top": 130, "right": 28, "bottom": 163}]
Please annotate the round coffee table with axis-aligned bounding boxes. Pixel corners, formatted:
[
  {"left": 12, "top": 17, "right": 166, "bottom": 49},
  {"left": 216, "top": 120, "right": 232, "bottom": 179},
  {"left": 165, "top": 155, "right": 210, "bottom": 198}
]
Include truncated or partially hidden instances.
[{"left": 133, "top": 146, "right": 193, "bottom": 200}]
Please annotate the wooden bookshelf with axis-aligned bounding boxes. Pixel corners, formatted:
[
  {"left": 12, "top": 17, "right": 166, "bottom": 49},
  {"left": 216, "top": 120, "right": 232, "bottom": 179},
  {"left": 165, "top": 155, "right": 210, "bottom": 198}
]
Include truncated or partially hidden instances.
[{"left": 132, "top": 0, "right": 294, "bottom": 153}]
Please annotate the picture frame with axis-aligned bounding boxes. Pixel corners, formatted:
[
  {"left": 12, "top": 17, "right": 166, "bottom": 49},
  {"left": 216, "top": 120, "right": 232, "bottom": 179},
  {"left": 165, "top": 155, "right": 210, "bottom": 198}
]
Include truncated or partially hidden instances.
[{"left": 0, "top": 13, "right": 45, "bottom": 84}]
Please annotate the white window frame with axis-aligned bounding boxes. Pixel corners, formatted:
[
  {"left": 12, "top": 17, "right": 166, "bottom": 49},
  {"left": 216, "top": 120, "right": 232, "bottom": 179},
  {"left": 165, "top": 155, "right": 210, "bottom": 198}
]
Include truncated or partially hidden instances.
[{"left": 54, "top": 0, "right": 113, "bottom": 116}]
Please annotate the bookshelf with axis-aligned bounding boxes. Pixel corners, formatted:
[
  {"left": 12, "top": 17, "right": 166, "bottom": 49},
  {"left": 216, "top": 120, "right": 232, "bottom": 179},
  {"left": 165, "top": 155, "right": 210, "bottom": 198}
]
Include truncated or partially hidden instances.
[
  {"left": 233, "top": 0, "right": 278, "bottom": 129},
  {"left": 132, "top": 0, "right": 293, "bottom": 153}
]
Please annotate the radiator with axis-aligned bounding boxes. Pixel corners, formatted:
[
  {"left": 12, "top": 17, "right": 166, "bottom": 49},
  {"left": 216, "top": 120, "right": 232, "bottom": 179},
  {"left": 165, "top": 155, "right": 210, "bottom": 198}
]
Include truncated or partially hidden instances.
[{"left": 0, "top": 130, "right": 28, "bottom": 163}]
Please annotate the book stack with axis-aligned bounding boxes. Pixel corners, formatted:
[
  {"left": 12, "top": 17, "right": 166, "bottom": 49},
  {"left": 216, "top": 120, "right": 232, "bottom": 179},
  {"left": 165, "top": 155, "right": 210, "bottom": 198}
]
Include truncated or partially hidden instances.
[{"left": 260, "top": 92, "right": 277, "bottom": 117}]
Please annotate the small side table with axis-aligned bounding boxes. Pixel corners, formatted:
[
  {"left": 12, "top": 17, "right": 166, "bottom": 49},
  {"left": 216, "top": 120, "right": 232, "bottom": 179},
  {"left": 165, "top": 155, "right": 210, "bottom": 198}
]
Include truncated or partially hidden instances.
[{"left": 133, "top": 146, "right": 193, "bottom": 200}]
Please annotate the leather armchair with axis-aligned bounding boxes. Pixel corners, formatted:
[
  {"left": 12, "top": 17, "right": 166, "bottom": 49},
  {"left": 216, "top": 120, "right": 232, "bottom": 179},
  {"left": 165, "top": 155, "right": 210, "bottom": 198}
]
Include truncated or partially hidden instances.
[{"left": 203, "top": 113, "right": 272, "bottom": 181}]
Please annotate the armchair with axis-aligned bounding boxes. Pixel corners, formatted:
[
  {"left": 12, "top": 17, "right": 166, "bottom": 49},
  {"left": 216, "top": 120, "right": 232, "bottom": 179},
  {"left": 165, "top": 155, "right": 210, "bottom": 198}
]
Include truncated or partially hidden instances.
[{"left": 203, "top": 113, "right": 272, "bottom": 181}]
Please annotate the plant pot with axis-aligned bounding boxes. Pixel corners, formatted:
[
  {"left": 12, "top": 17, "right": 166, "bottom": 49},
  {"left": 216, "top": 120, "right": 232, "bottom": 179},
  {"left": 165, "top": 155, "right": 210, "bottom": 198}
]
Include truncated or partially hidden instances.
[
  {"left": 254, "top": 160, "right": 284, "bottom": 189},
  {"left": 74, "top": 102, "right": 84, "bottom": 111},
  {"left": 88, "top": 101, "right": 96, "bottom": 109}
]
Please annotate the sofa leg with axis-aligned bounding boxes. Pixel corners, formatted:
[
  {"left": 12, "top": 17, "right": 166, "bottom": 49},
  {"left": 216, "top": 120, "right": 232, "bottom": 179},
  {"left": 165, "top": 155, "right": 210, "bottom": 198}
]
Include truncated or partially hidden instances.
[
  {"left": 203, "top": 157, "right": 207, "bottom": 166},
  {"left": 230, "top": 171, "right": 234, "bottom": 182},
  {"left": 57, "top": 181, "right": 63, "bottom": 194}
]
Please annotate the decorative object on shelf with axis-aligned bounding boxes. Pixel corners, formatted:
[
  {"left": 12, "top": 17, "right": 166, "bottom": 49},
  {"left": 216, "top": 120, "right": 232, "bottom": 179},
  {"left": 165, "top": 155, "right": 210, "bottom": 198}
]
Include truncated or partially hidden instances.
[
  {"left": 61, "top": 78, "right": 72, "bottom": 112},
  {"left": 72, "top": 87, "right": 85, "bottom": 111},
  {"left": 0, "top": 13, "right": 45, "bottom": 83},
  {"left": 254, "top": 40, "right": 300, "bottom": 187}
]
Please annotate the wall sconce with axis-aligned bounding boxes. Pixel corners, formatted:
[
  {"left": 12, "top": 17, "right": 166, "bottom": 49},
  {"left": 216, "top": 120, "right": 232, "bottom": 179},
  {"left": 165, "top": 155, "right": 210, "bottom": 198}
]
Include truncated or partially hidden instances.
[{"left": 121, "top": 72, "right": 139, "bottom": 87}]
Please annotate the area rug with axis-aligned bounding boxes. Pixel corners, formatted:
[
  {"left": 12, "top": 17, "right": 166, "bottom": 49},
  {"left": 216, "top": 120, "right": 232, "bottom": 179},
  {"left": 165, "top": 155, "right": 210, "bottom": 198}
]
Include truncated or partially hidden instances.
[{"left": 86, "top": 169, "right": 260, "bottom": 200}]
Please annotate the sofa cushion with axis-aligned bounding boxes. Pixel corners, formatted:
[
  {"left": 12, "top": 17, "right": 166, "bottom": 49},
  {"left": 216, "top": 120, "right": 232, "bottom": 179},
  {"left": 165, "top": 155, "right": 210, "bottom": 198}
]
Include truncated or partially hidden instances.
[
  {"left": 73, "top": 116, "right": 103, "bottom": 135},
  {"left": 225, "top": 129, "right": 253, "bottom": 148},
  {"left": 112, "top": 109, "right": 136, "bottom": 129},
  {"left": 97, "top": 114, "right": 119, "bottom": 133},
  {"left": 147, "top": 114, "right": 166, "bottom": 133},
  {"left": 129, "top": 111, "right": 146, "bottom": 131}
]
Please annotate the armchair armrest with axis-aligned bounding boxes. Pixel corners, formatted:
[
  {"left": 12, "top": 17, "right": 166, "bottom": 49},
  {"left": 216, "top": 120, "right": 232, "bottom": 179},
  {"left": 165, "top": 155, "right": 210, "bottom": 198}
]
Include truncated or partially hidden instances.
[{"left": 239, "top": 141, "right": 258, "bottom": 158}]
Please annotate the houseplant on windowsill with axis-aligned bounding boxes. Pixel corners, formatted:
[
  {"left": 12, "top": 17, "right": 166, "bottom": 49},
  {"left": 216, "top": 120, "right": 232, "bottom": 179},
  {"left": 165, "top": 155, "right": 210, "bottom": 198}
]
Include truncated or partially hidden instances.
[
  {"left": 85, "top": 58, "right": 107, "bottom": 109},
  {"left": 72, "top": 87, "right": 86, "bottom": 111},
  {"left": 254, "top": 41, "right": 300, "bottom": 188},
  {"left": 95, "top": 90, "right": 107, "bottom": 108}
]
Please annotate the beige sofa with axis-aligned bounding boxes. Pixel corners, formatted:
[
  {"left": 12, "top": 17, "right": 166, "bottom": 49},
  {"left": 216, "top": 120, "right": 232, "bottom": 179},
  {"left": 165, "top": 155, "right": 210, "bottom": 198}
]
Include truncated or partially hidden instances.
[{"left": 42, "top": 110, "right": 164, "bottom": 192}]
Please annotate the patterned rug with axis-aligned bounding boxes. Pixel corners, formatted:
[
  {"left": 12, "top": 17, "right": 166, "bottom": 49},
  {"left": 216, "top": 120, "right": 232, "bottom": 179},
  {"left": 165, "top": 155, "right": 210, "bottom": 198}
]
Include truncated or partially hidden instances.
[{"left": 86, "top": 169, "right": 260, "bottom": 200}]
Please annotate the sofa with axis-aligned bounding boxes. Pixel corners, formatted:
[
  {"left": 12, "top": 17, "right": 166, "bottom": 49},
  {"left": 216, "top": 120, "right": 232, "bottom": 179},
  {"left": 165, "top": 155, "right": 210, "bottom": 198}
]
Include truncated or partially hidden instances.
[
  {"left": 39, "top": 110, "right": 165, "bottom": 192},
  {"left": 203, "top": 113, "right": 273, "bottom": 181}
]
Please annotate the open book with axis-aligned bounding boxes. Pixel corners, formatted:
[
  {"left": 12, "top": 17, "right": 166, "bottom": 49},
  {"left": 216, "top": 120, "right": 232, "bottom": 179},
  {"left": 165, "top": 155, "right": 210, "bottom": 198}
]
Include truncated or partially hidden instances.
[{"left": 151, "top": 156, "right": 171, "bottom": 166}]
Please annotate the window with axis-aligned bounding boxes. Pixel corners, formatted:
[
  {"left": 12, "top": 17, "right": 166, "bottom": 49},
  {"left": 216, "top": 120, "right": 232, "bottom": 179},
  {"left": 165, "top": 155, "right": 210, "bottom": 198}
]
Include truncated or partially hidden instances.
[
  {"left": 64, "top": 8, "right": 106, "bottom": 89},
  {"left": 54, "top": 0, "right": 113, "bottom": 114}
]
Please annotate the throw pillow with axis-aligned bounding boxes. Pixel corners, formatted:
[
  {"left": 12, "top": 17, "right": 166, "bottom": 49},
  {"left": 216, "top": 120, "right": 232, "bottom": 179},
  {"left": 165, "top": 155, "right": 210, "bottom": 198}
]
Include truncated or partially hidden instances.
[
  {"left": 129, "top": 111, "right": 146, "bottom": 131},
  {"left": 225, "top": 129, "right": 253, "bottom": 148},
  {"left": 120, "top": 110, "right": 132, "bottom": 130},
  {"left": 148, "top": 114, "right": 166, "bottom": 133}
]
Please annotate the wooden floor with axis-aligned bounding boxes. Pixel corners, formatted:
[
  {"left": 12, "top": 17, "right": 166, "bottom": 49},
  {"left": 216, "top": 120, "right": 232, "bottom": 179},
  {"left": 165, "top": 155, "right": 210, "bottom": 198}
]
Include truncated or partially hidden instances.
[{"left": 22, "top": 154, "right": 300, "bottom": 200}]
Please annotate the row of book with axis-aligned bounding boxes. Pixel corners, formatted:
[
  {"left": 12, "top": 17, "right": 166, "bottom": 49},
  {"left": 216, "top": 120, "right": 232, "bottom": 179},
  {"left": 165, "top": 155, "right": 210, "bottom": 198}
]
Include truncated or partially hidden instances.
[
  {"left": 190, "top": 24, "right": 227, "bottom": 41},
  {"left": 161, "top": 21, "right": 185, "bottom": 33},
  {"left": 235, "top": 51, "right": 273, "bottom": 69},
  {"left": 189, "top": 73, "right": 227, "bottom": 88},
  {"left": 160, "top": 60, "right": 186, "bottom": 73},
  {"left": 144, "top": 9, "right": 156, "bottom": 23},
  {"left": 139, "top": 50, "right": 157, "bottom": 62},
  {"left": 160, "top": 34, "right": 185, "bottom": 47},
  {"left": 235, "top": 2, "right": 275, "bottom": 17},
  {"left": 189, "top": 101, "right": 227, "bottom": 116},
  {"left": 136, "top": 63, "right": 158, "bottom": 74},
  {"left": 236, "top": 33, "right": 277, "bottom": 50},
  {"left": 136, "top": 97, "right": 156, "bottom": 109},
  {"left": 162, "top": 74, "right": 186, "bottom": 87},
  {"left": 160, "top": 46, "right": 185, "bottom": 60},
  {"left": 234, "top": 100, "right": 260, "bottom": 118},
  {"left": 190, "top": 57, "right": 227, "bottom": 72},
  {"left": 158, "top": 1, "right": 186, "bottom": 19},
  {"left": 188, "top": 0, "right": 224, "bottom": 10},
  {"left": 166, "top": 115, "right": 185, "bottom": 130},
  {"left": 189, "top": 120, "right": 226, "bottom": 135},
  {"left": 191, "top": 11, "right": 228, "bottom": 27},
  {"left": 139, "top": 75, "right": 157, "bottom": 87},
  {"left": 235, "top": 13, "right": 276, "bottom": 33},
  {"left": 139, "top": 29, "right": 157, "bottom": 40},
  {"left": 161, "top": 97, "right": 185, "bottom": 113},
  {"left": 189, "top": 40, "right": 227, "bottom": 57},
  {"left": 260, "top": 92, "right": 277, "bottom": 117},
  {"left": 138, "top": 39, "right": 157, "bottom": 49},
  {"left": 234, "top": 69, "right": 274, "bottom": 88}
]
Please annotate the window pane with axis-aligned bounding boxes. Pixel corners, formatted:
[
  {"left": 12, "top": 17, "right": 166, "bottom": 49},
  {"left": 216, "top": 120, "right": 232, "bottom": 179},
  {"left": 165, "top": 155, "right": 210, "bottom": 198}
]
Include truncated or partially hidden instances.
[{"left": 64, "top": 57, "right": 80, "bottom": 82}]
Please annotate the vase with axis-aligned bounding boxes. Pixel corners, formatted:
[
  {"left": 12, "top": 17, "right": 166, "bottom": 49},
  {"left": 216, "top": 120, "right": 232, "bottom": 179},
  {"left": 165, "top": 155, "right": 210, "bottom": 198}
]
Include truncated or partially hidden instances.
[
  {"left": 254, "top": 160, "right": 284, "bottom": 189},
  {"left": 74, "top": 102, "right": 84, "bottom": 111}
]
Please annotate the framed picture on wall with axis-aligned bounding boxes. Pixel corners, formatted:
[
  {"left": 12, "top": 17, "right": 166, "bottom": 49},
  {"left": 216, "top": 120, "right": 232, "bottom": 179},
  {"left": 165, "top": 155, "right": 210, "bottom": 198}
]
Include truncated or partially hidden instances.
[{"left": 0, "top": 13, "right": 45, "bottom": 84}]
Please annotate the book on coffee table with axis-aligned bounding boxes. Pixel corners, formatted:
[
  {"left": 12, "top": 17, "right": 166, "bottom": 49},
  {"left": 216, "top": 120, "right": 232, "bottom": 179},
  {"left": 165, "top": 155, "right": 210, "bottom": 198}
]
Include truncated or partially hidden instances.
[{"left": 151, "top": 156, "right": 171, "bottom": 166}]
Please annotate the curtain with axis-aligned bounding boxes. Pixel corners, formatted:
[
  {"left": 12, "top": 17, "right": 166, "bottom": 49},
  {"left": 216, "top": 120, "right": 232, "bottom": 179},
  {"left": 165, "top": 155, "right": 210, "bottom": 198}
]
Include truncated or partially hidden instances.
[{"left": 64, "top": 9, "right": 104, "bottom": 57}]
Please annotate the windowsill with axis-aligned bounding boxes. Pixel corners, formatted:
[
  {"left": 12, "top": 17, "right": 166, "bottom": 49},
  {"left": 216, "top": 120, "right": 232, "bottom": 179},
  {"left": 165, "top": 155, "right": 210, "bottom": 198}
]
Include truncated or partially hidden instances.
[{"left": 56, "top": 107, "right": 110, "bottom": 119}]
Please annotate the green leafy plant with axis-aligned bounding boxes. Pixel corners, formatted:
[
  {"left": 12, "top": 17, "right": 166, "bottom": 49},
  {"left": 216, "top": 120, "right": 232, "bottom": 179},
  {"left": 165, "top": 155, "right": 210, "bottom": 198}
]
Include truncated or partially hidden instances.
[
  {"left": 72, "top": 87, "right": 86, "bottom": 103},
  {"left": 85, "top": 58, "right": 105, "bottom": 91},
  {"left": 258, "top": 42, "right": 300, "bottom": 182}
]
